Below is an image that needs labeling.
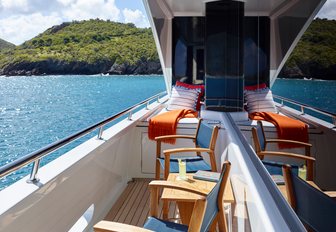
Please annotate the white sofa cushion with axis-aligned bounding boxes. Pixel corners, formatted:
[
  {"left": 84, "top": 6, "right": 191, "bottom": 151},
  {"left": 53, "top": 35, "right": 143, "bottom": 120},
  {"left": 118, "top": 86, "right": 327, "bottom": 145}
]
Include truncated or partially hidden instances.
[
  {"left": 245, "top": 88, "right": 277, "bottom": 113},
  {"left": 167, "top": 86, "right": 200, "bottom": 111}
]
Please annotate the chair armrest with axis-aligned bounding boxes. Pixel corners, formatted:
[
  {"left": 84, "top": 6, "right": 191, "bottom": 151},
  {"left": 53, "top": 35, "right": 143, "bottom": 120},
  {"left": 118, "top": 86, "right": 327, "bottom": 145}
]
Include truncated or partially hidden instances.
[
  {"left": 324, "top": 191, "right": 336, "bottom": 198},
  {"left": 258, "top": 151, "right": 316, "bottom": 161},
  {"left": 306, "top": 181, "right": 321, "bottom": 190},
  {"left": 163, "top": 148, "right": 217, "bottom": 174},
  {"left": 155, "top": 135, "right": 196, "bottom": 141},
  {"left": 149, "top": 180, "right": 208, "bottom": 197},
  {"left": 163, "top": 147, "right": 212, "bottom": 155},
  {"left": 94, "top": 221, "right": 153, "bottom": 232},
  {"left": 266, "top": 139, "right": 312, "bottom": 147}
]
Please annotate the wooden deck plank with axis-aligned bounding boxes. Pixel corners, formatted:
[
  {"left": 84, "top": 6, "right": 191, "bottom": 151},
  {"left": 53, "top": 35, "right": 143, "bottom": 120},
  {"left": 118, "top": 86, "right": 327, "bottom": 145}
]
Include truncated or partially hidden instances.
[
  {"left": 136, "top": 191, "right": 150, "bottom": 226},
  {"left": 124, "top": 180, "right": 149, "bottom": 224},
  {"left": 115, "top": 180, "right": 143, "bottom": 222},
  {"left": 112, "top": 181, "right": 138, "bottom": 222},
  {"left": 104, "top": 180, "right": 136, "bottom": 221},
  {"left": 131, "top": 182, "right": 150, "bottom": 226},
  {"left": 105, "top": 179, "right": 152, "bottom": 226}
]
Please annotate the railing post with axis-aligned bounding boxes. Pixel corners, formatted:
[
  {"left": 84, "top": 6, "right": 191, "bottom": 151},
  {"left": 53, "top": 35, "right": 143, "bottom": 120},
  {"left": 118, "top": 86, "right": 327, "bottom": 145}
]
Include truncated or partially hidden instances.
[
  {"left": 281, "top": 99, "right": 284, "bottom": 106},
  {"left": 301, "top": 106, "right": 305, "bottom": 115},
  {"left": 97, "top": 126, "right": 104, "bottom": 139},
  {"left": 128, "top": 111, "right": 133, "bottom": 120},
  {"left": 27, "top": 159, "right": 40, "bottom": 183},
  {"left": 146, "top": 101, "right": 150, "bottom": 110},
  {"left": 157, "top": 96, "right": 160, "bottom": 103},
  {"left": 333, "top": 116, "right": 336, "bottom": 127}
]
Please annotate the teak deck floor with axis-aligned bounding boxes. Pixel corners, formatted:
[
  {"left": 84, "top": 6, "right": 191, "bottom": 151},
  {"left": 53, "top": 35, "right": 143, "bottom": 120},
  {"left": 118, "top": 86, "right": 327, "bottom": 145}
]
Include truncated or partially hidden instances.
[
  {"left": 104, "top": 178, "right": 251, "bottom": 231},
  {"left": 104, "top": 178, "right": 181, "bottom": 227}
]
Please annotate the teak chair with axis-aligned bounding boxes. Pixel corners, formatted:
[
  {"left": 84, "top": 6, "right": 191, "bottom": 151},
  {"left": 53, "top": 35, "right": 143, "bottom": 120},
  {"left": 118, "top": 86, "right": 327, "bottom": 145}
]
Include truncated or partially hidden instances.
[
  {"left": 282, "top": 165, "right": 336, "bottom": 231},
  {"left": 252, "top": 121, "right": 315, "bottom": 180},
  {"left": 94, "top": 161, "right": 231, "bottom": 232},
  {"left": 155, "top": 119, "right": 219, "bottom": 180}
]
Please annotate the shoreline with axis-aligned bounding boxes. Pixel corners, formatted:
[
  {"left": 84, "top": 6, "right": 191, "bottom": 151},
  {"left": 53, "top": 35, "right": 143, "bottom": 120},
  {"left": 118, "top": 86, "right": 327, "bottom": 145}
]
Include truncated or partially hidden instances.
[
  {"left": 277, "top": 77, "right": 335, "bottom": 81},
  {"left": 1, "top": 74, "right": 335, "bottom": 82},
  {"left": 0, "top": 74, "right": 165, "bottom": 78}
]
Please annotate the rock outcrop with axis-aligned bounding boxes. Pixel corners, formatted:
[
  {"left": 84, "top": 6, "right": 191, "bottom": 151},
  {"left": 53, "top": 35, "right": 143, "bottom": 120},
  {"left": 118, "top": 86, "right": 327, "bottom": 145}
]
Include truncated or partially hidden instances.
[
  {"left": 280, "top": 62, "right": 336, "bottom": 80},
  {"left": 0, "top": 58, "right": 162, "bottom": 76}
]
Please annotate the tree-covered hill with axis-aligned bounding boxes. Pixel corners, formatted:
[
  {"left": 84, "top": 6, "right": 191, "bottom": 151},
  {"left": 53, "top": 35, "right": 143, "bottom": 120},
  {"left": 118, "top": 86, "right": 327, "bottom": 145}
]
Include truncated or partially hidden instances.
[
  {"left": 0, "top": 38, "right": 15, "bottom": 50},
  {"left": 1, "top": 18, "right": 336, "bottom": 78},
  {"left": 281, "top": 18, "right": 336, "bottom": 80},
  {"left": 0, "top": 19, "right": 161, "bottom": 75}
]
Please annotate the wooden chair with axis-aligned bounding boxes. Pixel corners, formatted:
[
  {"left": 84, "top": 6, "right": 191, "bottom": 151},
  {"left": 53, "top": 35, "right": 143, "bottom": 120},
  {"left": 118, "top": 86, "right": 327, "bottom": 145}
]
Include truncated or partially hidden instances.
[
  {"left": 252, "top": 120, "right": 315, "bottom": 180},
  {"left": 94, "top": 161, "right": 231, "bottom": 232},
  {"left": 155, "top": 118, "right": 219, "bottom": 180},
  {"left": 282, "top": 165, "right": 336, "bottom": 231}
]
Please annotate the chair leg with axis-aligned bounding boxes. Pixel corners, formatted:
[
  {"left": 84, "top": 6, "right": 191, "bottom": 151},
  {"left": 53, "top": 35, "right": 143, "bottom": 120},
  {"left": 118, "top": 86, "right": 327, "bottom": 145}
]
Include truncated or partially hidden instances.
[
  {"left": 155, "top": 159, "right": 161, "bottom": 180},
  {"left": 164, "top": 155, "right": 170, "bottom": 180},
  {"left": 218, "top": 211, "right": 228, "bottom": 232},
  {"left": 209, "top": 215, "right": 218, "bottom": 232},
  {"left": 162, "top": 200, "right": 169, "bottom": 220},
  {"left": 209, "top": 151, "right": 217, "bottom": 172}
]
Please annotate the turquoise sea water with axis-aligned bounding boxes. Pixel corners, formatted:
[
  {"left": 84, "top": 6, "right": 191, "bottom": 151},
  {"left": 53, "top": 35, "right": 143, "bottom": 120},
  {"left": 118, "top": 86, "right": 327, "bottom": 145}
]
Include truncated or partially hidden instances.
[
  {"left": 272, "top": 79, "right": 336, "bottom": 122},
  {"left": 0, "top": 75, "right": 335, "bottom": 189},
  {"left": 0, "top": 75, "right": 165, "bottom": 189}
]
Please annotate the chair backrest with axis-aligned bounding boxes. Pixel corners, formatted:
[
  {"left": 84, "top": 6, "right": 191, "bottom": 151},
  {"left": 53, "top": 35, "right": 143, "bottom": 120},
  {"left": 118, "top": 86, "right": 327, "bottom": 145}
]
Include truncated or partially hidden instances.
[
  {"left": 252, "top": 120, "right": 266, "bottom": 154},
  {"left": 283, "top": 165, "right": 336, "bottom": 231},
  {"left": 195, "top": 119, "right": 219, "bottom": 150},
  {"left": 198, "top": 161, "right": 231, "bottom": 232}
]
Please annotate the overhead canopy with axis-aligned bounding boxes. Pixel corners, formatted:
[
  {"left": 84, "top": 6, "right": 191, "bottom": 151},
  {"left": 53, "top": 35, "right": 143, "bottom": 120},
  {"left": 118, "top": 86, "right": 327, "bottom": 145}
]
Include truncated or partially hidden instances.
[{"left": 143, "top": 0, "right": 326, "bottom": 90}]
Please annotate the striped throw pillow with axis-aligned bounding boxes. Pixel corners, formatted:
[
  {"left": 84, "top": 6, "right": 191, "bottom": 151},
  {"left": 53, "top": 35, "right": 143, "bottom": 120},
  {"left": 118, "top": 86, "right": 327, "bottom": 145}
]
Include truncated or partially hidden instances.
[
  {"left": 167, "top": 86, "right": 200, "bottom": 111},
  {"left": 245, "top": 88, "right": 277, "bottom": 113}
]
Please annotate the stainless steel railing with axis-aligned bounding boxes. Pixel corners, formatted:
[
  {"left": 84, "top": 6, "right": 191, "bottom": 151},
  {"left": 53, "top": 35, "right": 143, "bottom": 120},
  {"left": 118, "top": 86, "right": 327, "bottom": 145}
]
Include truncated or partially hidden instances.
[
  {"left": 273, "top": 94, "right": 336, "bottom": 126},
  {"left": 0, "top": 91, "right": 167, "bottom": 183}
]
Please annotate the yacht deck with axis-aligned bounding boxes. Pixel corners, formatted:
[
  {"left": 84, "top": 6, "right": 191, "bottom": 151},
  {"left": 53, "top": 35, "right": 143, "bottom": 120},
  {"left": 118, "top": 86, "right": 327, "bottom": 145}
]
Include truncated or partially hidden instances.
[
  {"left": 104, "top": 178, "right": 251, "bottom": 231},
  {"left": 104, "top": 178, "right": 181, "bottom": 227}
]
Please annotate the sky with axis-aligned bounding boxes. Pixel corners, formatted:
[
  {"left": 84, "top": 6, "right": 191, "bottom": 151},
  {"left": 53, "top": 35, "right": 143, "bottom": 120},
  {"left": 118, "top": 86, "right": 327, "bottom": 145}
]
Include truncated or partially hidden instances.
[
  {"left": 0, "top": 0, "right": 149, "bottom": 45},
  {"left": 0, "top": 0, "right": 335, "bottom": 45}
]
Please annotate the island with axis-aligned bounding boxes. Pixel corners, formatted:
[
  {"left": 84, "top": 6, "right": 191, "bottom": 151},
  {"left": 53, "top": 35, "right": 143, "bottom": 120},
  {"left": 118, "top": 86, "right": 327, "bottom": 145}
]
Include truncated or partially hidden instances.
[
  {"left": 0, "top": 18, "right": 336, "bottom": 80},
  {"left": 0, "top": 19, "right": 161, "bottom": 76}
]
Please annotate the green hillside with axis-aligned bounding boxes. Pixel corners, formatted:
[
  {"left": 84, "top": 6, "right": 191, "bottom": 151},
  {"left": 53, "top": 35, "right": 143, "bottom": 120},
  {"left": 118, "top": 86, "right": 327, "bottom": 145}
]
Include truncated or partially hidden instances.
[
  {"left": 0, "top": 18, "right": 335, "bottom": 78},
  {"left": 0, "top": 19, "right": 160, "bottom": 75},
  {"left": 0, "top": 38, "right": 15, "bottom": 50},
  {"left": 282, "top": 18, "right": 336, "bottom": 80}
]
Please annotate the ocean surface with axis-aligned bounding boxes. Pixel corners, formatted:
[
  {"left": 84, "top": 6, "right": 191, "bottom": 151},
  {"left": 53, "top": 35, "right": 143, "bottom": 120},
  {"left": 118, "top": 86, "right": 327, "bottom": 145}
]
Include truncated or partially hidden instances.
[
  {"left": 0, "top": 75, "right": 335, "bottom": 189},
  {"left": 0, "top": 75, "right": 165, "bottom": 189},
  {"left": 272, "top": 78, "right": 336, "bottom": 122}
]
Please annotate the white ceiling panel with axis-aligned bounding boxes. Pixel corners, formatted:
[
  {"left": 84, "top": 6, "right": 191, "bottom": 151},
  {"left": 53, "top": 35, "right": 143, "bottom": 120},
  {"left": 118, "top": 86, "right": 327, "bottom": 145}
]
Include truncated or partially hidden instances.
[{"left": 163, "top": 0, "right": 289, "bottom": 16}]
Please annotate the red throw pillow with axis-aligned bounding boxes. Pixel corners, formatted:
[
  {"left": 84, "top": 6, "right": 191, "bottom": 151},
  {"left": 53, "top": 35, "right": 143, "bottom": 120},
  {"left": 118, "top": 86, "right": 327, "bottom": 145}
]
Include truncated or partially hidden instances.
[
  {"left": 176, "top": 81, "right": 205, "bottom": 111},
  {"left": 244, "top": 83, "right": 267, "bottom": 91}
]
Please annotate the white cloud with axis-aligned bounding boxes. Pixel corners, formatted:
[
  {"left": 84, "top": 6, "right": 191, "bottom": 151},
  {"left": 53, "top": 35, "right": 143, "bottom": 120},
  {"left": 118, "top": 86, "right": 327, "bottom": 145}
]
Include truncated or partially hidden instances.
[
  {"left": 123, "top": 8, "right": 149, "bottom": 28},
  {"left": 1, "top": 0, "right": 30, "bottom": 14},
  {"left": 0, "top": 0, "right": 151, "bottom": 45},
  {"left": 57, "top": 0, "right": 75, "bottom": 7},
  {"left": 317, "top": 0, "right": 336, "bottom": 19},
  {"left": 0, "top": 13, "right": 63, "bottom": 45},
  {"left": 0, "top": 0, "right": 123, "bottom": 45},
  {"left": 62, "top": 0, "right": 120, "bottom": 21},
  {"left": 1, "top": 0, "right": 28, "bottom": 9}
]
